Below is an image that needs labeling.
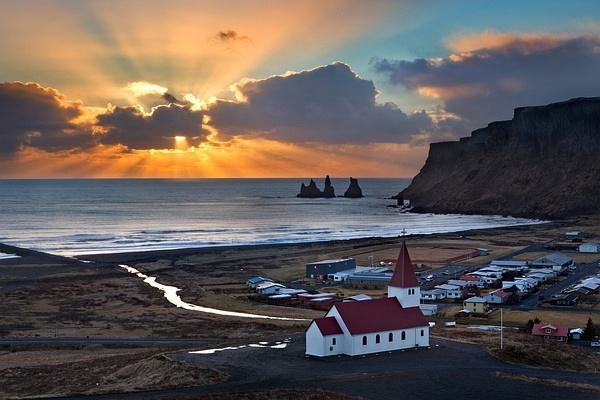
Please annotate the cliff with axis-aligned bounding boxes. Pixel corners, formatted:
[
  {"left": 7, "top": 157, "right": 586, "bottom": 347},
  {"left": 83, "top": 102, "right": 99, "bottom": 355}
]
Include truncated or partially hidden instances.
[{"left": 397, "top": 97, "right": 600, "bottom": 219}]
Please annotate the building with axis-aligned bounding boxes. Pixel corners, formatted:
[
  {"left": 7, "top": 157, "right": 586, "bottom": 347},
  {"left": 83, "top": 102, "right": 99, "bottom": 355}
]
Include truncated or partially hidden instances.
[
  {"left": 489, "top": 259, "right": 529, "bottom": 270},
  {"left": 246, "top": 276, "right": 273, "bottom": 288},
  {"left": 256, "top": 281, "right": 286, "bottom": 295},
  {"left": 484, "top": 289, "right": 513, "bottom": 304},
  {"left": 532, "top": 323, "right": 569, "bottom": 342},
  {"left": 346, "top": 271, "right": 392, "bottom": 289},
  {"left": 419, "top": 303, "right": 438, "bottom": 316},
  {"left": 549, "top": 294, "right": 578, "bottom": 306},
  {"left": 305, "top": 242, "right": 429, "bottom": 357},
  {"left": 530, "top": 252, "right": 573, "bottom": 272},
  {"left": 306, "top": 258, "right": 356, "bottom": 279},
  {"left": 421, "top": 288, "right": 446, "bottom": 301},
  {"left": 579, "top": 243, "right": 600, "bottom": 253},
  {"left": 463, "top": 296, "right": 489, "bottom": 313},
  {"left": 434, "top": 284, "right": 463, "bottom": 299}
]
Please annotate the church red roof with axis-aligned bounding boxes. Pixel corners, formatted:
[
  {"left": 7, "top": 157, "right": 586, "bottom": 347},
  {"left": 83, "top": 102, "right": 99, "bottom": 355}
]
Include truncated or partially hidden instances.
[
  {"left": 333, "top": 297, "right": 428, "bottom": 335},
  {"left": 313, "top": 316, "right": 343, "bottom": 336},
  {"left": 389, "top": 241, "right": 419, "bottom": 288}
]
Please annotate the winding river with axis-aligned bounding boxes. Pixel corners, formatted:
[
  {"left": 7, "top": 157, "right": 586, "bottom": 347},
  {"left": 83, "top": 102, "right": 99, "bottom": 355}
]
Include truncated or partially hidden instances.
[{"left": 120, "top": 264, "right": 309, "bottom": 321}]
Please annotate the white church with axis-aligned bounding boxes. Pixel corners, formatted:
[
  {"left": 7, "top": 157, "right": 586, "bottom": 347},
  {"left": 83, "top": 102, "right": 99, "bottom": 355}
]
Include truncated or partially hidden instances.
[{"left": 305, "top": 242, "right": 429, "bottom": 357}]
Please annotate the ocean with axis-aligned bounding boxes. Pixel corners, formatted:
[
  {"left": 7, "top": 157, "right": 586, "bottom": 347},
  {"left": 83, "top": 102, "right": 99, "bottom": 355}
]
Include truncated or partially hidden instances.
[{"left": 0, "top": 179, "right": 540, "bottom": 256}]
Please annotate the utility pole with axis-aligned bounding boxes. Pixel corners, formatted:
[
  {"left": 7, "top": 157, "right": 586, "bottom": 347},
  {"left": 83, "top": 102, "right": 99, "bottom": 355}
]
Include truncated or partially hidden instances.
[{"left": 500, "top": 308, "right": 504, "bottom": 350}]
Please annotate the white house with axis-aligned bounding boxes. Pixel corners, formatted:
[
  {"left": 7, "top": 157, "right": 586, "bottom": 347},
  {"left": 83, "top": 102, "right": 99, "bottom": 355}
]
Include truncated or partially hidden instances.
[
  {"left": 306, "top": 242, "right": 429, "bottom": 357},
  {"left": 434, "top": 284, "right": 463, "bottom": 299},
  {"left": 579, "top": 243, "right": 600, "bottom": 253},
  {"left": 256, "top": 282, "right": 286, "bottom": 295},
  {"left": 421, "top": 288, "right": 446, "bottom": 301}
]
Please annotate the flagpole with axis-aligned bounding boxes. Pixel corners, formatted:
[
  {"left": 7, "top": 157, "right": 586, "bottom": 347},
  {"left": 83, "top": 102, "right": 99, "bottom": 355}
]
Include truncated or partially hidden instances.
[{"left": 500, "top": 308, "right": 504, "bottom": 350}]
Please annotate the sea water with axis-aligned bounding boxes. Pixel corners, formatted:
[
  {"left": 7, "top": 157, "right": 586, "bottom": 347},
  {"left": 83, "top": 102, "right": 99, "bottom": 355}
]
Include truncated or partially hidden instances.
[{"left": 0, "top": 179, "right": 541, "bottom": 256}]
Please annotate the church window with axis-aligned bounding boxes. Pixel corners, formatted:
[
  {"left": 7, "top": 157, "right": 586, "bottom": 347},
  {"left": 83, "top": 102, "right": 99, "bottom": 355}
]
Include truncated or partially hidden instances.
[
  {"left": 332, "top": 338, "right": 336, "bottom": 345},
  {"left": 401, "top": 331, "right": 406, "bottom": 340},
  {"left": 362, "top": 336, "right": 367, "bottom": 345},
  {"left": 376, "top": 334, "right": 380, "bottom": 344},
  {"left": 420, "top": 329, "right": 424, "bottom": 336},
  {"left": 389, "top": 333, "right": 393, "bottom": 342}
]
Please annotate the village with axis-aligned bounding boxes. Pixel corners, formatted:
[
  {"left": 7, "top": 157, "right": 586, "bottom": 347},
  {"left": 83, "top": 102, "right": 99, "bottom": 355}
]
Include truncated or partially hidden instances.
[{"left": 246, "top": 231, "right": 600, "bottom": 354}]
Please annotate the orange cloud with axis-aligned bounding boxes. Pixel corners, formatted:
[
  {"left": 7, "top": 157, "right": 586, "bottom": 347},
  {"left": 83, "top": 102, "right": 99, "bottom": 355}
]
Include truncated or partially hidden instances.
[{"left": 445, "top": 30, "right": 571, "bottom": 53}]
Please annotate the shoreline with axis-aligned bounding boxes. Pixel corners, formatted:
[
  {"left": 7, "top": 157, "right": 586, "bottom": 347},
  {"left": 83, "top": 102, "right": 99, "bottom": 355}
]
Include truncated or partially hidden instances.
[
  {"left": 0, "top": 216, "right": 552, "bottom": 263},
  {"left": 72, "top": 218, "right": 555, "bottom": 264}
]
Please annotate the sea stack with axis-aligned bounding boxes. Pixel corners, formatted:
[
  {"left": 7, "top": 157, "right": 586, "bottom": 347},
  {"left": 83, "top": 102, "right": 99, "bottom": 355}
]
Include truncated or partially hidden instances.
[
  {"left": 343, "top": 177, "right": 363, "bottom": 198},
  {"left": 298, "top": 179, "right": 323, "bottom": 198},
  {"left": 322, "top": 175, "right": 335, "bottom": 198}
]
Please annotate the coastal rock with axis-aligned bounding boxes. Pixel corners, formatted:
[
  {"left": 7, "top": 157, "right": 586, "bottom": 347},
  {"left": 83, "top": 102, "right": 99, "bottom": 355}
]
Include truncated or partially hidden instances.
[
  {"left": 298, "top": 179, "right": 323, "bottom": 198},
  {"left": 343, "top": 177, "right": 363, "bottom": 198},
  {"left": 396, "top": 97, "right": 600, "bottom": 219},
  {"left": 322, "top": 175, "right": 335, "bottom": 198},
  {"left": 297, "top": 176, "right": 336, "bottom": 198}
]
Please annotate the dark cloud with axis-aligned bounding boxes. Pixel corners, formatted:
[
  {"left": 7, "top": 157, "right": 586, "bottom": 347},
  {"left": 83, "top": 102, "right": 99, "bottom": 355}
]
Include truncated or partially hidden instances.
[
  {"left": 211, "top": 30, "right": 251, "bottom": 44},
  {"left": 96, "top": 104, "right": 208, "bottom": 149},
  {"left": 207, "top": 62, "right": 433, "bottom": 143},
  {"left": 373, "top": 35, "right": 600, "bottom": 128},
  {"left": 0, "top": 82, "right": 91, "bottom": 155}
]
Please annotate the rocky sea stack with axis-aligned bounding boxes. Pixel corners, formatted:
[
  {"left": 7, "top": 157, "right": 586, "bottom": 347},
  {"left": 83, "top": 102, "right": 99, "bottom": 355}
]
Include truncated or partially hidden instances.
[
  {"left": 395, "top": 97, "right": 600, "bottom": 219},
  {"left": 297, "top": 175, "right": 335, "bottom": 198},
  {"left": 343, "top": 177, "right": 363, "bottom": 198}
]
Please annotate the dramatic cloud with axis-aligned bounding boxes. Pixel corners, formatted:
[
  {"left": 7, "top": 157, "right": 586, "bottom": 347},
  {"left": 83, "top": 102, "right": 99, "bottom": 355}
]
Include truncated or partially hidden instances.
[
  {"left": 207, "top": 62, "right": 433, "bottom": 143},
  {"left": 374, "top": 34, "right": 600, "bottom": 127},
  {"left": 96, "top": 104, "right": 208, "bottom": 150},
  {"left": 0, "top": 82, "right": 91, "bottom": 155}
]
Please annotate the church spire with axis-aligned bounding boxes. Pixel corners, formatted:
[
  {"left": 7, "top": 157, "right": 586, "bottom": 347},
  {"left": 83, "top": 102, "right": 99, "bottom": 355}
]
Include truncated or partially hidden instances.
[{"left": 389, "top": 241, "right": 419, "bottom": 288}]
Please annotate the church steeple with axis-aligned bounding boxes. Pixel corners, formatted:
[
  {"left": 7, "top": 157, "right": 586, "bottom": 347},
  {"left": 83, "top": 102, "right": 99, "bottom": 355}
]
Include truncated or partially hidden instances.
[{"left": 388, "top": 241, "right": 420, "bottom": 308}]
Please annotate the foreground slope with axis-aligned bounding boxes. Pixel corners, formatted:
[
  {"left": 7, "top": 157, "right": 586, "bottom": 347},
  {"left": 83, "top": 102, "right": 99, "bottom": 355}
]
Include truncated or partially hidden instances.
[{"left": 397, "top": 97, "right": 600, "bottom": 218}]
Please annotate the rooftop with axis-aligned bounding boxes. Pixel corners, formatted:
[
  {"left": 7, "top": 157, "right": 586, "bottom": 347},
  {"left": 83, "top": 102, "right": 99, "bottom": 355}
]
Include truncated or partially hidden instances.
[
  {"left": 389, "top": 241, "right": 419, "bottom": 288},
  {"left": 333, "top": 297, "right": 428, "bottom": 335},
  {"left": 313, "top": 317, "right": 343, "bottom": 336}
]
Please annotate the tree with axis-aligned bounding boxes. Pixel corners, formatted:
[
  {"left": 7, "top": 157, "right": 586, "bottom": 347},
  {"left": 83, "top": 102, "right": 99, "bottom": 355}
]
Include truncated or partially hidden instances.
[{"left": 582, "top": 317, "right": 597, "bottom": 341}]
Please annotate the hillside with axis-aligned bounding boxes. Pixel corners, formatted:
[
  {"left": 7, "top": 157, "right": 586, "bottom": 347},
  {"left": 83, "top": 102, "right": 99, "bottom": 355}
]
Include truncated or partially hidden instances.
[{"left": 397, "top": 97, "right": 600, "bottom": 218}]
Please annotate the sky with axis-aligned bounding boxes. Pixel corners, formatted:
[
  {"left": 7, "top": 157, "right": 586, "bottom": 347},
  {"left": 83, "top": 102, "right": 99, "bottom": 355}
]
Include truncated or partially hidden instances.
[{"left": 2, "top": 0, "right": 600, "bottom": 178}]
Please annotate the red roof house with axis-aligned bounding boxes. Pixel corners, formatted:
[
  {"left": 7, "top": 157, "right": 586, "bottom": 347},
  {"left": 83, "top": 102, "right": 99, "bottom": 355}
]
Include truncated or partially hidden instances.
[{"left": 532, "top": 323, "right": 569, "bottom": 342}]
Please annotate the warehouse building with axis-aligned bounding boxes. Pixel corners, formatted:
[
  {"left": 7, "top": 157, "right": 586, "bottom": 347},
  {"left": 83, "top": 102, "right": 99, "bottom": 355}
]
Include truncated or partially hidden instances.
[{"left": 306, "top": 258, "right": 356, "bottom": 279}]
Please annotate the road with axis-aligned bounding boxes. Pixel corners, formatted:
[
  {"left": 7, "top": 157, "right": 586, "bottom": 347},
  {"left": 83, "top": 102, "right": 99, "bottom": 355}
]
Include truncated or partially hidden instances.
[
  {"left": 0, "top": 337, "right": 212, "bottom": 347},
  {"left": 44, "top": 334, "right": 600, "bottom": 400}
]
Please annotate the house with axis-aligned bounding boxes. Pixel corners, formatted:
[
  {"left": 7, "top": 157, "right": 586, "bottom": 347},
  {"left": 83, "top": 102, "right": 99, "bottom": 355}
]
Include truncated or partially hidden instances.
[
  {"left": 484, "top": 289, "right": 513, "bottom": 304},
  {"left": 419, "top": 303, "right": 438, "bottom": 316},
  {"left": 570, "top": 328, "right": 584, "bottom": 340},
  {"left": 532, "top": 323, "right": 569, "bottom": 342},
  {"left": 579, "top": 243, "right": 600, "bottom": 253},
  {"left": 246, "top": 276, "right": 273, "bottom": 288},
  {"left": 305, "top": 242, "right": 429, "bottom": 357},
  {"left": 463, "top": 296, "right": 489, "bottom": 313},
  {"left": 256, "top": 282, "right": 286, "bottom": 295},
  {"left": 421, "top": 288, "right": 446, "bottom": 301},
  {"left": 344, "top": 294, "right": 372, "bottom": 302},
  {"left": 549, "top": 294, "right": 578, "bottom": 306},
  {"left": 306, "top": 258, "right": 356, "bottom": 279},
  {"left": 489, "top": 259, "right": 529, "bottom": 271},
  {"left": 434, "top": 284, "right": 463, "bottom": 299}
]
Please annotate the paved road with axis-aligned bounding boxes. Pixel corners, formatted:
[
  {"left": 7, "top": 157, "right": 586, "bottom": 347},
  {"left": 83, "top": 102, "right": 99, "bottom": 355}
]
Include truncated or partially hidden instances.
[
  {"left": 0, "top": 337, "right": 212, "bottom": 347},
  {"left": 45, "top": 334, "right": 600, "bottom": 400}
]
